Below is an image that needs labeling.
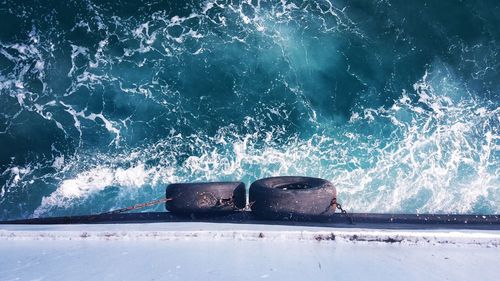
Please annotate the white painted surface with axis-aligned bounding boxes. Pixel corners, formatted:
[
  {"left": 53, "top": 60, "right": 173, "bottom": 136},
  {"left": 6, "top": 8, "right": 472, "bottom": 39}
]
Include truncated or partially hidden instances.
[{"left": 0, "top": 223, "right": 499, "bottom": 281}]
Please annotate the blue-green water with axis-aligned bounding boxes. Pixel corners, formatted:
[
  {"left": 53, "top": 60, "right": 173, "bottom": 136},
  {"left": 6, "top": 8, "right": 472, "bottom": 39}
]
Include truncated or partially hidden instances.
[{"left": 0, "top": 0, "right": 499, "bottom": 220}]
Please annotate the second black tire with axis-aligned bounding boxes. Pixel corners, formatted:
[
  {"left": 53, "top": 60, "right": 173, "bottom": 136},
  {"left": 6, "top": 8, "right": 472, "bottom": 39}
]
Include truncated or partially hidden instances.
[{"left": 249, "top": 176, "right": 337, "bottom": 219}]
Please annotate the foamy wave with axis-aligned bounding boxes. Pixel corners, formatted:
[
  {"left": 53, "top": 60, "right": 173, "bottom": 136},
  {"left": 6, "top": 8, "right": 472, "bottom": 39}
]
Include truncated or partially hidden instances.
[
  {"left": 33, "top": 164, "right": 177, "bottom": 217},
  {"left": 340, "top": 66, "right": 499, "bottom": 214}
]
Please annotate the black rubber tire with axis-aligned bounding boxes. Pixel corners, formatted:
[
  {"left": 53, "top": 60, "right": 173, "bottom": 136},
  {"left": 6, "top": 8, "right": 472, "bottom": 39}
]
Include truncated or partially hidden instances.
[
  {"left": 249, "top": 176, "right": 336, "bottom": 219},
  {"left": 165, "top": 182, "right": 246, "bottom": 214}
]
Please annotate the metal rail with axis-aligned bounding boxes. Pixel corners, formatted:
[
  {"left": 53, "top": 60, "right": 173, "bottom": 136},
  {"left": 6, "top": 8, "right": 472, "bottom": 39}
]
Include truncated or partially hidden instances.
[{"left": 1, "top": 212, "right": 499, "bottom": 230}]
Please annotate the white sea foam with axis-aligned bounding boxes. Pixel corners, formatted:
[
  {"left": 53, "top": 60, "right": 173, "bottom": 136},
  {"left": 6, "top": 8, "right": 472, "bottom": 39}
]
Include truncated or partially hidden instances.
[{"left": 33, "top": 164, "right": 162, "bottom": 217}]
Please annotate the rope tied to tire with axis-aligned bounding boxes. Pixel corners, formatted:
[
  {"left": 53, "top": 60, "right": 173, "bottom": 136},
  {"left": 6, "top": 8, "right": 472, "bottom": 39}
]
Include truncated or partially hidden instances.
[
  {"left": 97, "top": 195, "right": 242, "bottom": 217},
  {"left": 320, "top": 197, "right": 354, "bottom": 224},
  {"left": 99, "top": 197, "right": 173, "bottom": 215}
]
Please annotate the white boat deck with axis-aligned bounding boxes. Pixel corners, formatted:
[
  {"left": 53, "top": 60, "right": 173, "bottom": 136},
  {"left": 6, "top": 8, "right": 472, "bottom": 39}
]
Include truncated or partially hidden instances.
[{"left": 1, "top": 222, "right": 499, "bottom": 281}]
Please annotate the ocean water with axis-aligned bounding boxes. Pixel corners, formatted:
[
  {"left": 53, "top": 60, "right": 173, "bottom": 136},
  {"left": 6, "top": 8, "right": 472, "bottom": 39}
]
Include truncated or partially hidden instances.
[{"left": 0, "top": 0, "right": 498, "bottom": 220}]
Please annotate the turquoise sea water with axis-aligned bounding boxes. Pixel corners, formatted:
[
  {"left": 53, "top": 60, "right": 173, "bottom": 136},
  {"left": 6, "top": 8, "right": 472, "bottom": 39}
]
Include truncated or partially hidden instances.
[{"left": 0, "top": 0, "right": 499, "bottom": 220}]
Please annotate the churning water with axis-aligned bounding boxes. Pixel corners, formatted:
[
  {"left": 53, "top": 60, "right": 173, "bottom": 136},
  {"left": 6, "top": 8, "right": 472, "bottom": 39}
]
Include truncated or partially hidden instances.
[{"left": 0, "top": 0, "right": 499, "bottom": 219}]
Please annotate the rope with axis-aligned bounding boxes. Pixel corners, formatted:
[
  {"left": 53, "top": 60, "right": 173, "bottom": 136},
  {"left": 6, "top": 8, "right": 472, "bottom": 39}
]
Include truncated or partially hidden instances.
[
  {"left": 97, "top": 192, "right": 242, "bottom": 217},
  {"left": 320, "top": 197, "right": 354, "bottom": 224},
  {"left": 99, "top": 197, "right": 173, "bottom": 215}
]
